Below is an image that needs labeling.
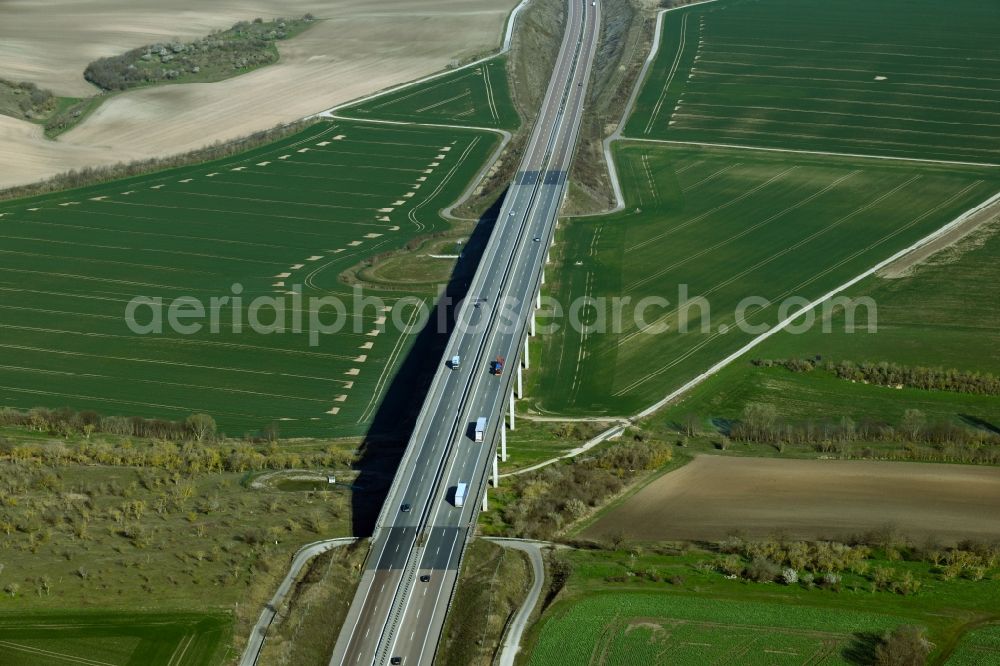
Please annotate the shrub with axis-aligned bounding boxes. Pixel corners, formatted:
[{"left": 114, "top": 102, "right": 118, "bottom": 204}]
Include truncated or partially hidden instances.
[
  {"left": 891, "top": 571, "right": 921, "bottom": 596},
  {"left": 745, "top": 557, "right": 781, "bottom": 583},
  {"left": 875, "top": 625, "right": 931, "bottom": 666},
  {"left": 716, "top": 554, "right": 742, "bottom": 577},
  {"left": 821, "top": 572, "right": 842, "bottom": 590}
]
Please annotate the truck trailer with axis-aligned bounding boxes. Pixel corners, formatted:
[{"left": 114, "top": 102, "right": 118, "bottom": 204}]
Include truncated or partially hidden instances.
[
  {"left": 474, "top": 417, "right": 487, "bottom": 443},
  {"left": 454, "top": 482, "right": 468, "bottom": 508}
]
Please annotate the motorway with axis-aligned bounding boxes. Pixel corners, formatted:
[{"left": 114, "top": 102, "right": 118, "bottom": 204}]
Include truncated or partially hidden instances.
[{"left": 329, "top": 1, "right": 600, "bottom": 664}]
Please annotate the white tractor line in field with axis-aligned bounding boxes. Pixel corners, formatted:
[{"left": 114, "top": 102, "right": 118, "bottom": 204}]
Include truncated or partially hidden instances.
[
  {"left": 628, "top": 137, "right": 1000, "bottom": 169},
  {"left": 596, "top": 0, "right": 998, "bottom": 217}
]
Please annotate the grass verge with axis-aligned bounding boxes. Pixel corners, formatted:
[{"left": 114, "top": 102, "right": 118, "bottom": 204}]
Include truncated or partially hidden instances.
[{"left": 437, "top": 539, "right": 531, "bottom": 666}]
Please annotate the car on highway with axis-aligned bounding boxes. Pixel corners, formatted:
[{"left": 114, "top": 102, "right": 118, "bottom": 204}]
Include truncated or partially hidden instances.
[
  {"left": 420, "top": 574, "right": 431, "bottom": 582},
  {"left": 400, "top": 503, "right": 411, "bottom": 513},
  {"left": 533, "top": 236, "right": 541, "bottom": 242},
  {"left": 509, "top": 210, "right": 516, "bottom": 216},
  {"left": 390, "top": 658, "right": 402, "bottom": 665}
]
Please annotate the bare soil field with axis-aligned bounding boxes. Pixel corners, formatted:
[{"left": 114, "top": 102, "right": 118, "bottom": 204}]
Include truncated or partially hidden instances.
[
  {"left": 0, "top": 0, "right": 516, "bottom": 189},
  {"left": 583, "top": 455, "right": 1000, "bottom": 544}
]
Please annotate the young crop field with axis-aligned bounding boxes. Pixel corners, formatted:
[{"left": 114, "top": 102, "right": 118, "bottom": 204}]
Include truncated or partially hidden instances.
[
  {"left": 0, "top": 612, "right": 228, "bottom": 665},
  {"left": 746, "top": 219, "right": 1000, "bottom": 375},
  {"left": 526, "top": 142, "right": 1000, "bottom": 416},
  {"left": 626, "top": 0, "right": 1000, "bottom": 164},
  {"left": 0, "top": 118, "right": 501, "bottom": 437},
  {"left": 949, "top": 625, "right": 1000, "bottom": 665},
  {"left": 658, "top": 360, "right": 1000, "bottom": 433},
  {"left": 524, "top": 547, "right": 1000, "bottom": 666},
  {"left": 528, "top": 592, "right": 897, "bottom": 666},
  {"left": 650, "top": 216, "right": 1000, "bottom": 430},
  {"left": 339, "top": 56, "right": 519, "bottom": 130}
]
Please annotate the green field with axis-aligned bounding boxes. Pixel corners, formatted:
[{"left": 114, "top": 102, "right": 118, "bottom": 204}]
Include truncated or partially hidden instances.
[
  {"left": 626, "top": 0, "right": 1000, "bottom": 163},
  {"left": 0, "top": 612, "right": 228, "bottom": 665},
  {"left": 0, "top": 119, "right": 499, "bottom": 437},
  {"left": 524, "top": 548, "right": 1000, "bottom": 666},
  {"left": 339, "top": 56, "right": 519, "bottom": 130},
  {"left": 527, "top": 143, "right": 1000, "bottom": 416},
  {"left": 529, "top": 593, "right": 895, "bottom": 665},
  {"left": 653, "top": 216, "right": 1000, "bottom": 432},
  {"left": 754, "top": 221, "right": 1000, "bottom": 376},
  {"left": 948, "top": 625, "right": 1000, "bottom": 665}
]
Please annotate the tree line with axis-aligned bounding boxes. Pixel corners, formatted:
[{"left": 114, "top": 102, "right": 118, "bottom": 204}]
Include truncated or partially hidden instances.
[
  {"left": 0, "top": 117, "right": 319, "bottom": 201},
  {"left": 728, "top": 402, "right": 999, "bottom": 461},
  {"left": 754, "top": 357, "right": 1000, "bottom": 396},
  {"left": 0, "top": 405, "right": 221, "bottom": 441},
  {"left": 0, "top": 436, "right": 355, "bottom": 475},
  {"left": 0, "top": 405, "right": 356, "bottom": 473}
]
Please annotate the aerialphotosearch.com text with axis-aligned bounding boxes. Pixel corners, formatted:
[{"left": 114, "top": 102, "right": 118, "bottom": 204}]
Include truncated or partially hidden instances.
[{"left": 124, "top": 283, "right": 877, "bottom": 346}]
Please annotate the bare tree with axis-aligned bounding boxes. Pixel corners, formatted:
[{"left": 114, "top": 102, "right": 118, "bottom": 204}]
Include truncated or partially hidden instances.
[
  {"left": 876, "top": 625, "right": 932, "bottom": 666},
  {"left": 901, "top": 409, "right": 926, "bottom": 441}
]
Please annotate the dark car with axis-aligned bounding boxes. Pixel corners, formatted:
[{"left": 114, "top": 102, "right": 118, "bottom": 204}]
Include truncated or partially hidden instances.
[
  {"left": 391, "top": 658, "right": 403, "bottom": 665},
  {"left": 400, "top": 503, "right": 411, "bottom": 513},
  {"left": 420, "top": 574, "right": 431, "bottom": 582}
]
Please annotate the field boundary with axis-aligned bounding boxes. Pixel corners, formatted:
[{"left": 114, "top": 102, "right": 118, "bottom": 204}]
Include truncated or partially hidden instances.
[
  {"left": 629, "top": 138, "right": 1000, "bottom": 169},
  {"left": 310, "top": 0, "right": 531, "bottom": 121}
]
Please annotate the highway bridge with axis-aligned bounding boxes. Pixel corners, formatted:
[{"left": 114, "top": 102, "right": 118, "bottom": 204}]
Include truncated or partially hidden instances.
[{"left": 330, "top": 1, "right": 600, "bottom": 663}]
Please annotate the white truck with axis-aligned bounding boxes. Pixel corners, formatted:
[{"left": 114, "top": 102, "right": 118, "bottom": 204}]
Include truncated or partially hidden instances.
[
  {"left": 450, "top": 354, "right": 460, "bottom": 370},
  {"left": 454, "top": 482, "right": 468, "bottom": 508},
  {"left": 474, "top": 417, "right": 487, "bottom": 443}
]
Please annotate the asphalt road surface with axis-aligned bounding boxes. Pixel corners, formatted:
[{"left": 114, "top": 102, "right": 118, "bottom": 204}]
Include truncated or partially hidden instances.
[
  {"left": 330, "top": 2, "right": 600, "bottom": 664},
  {"left": 489, "top": 539, "right": 548, "bottom": 666}
]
